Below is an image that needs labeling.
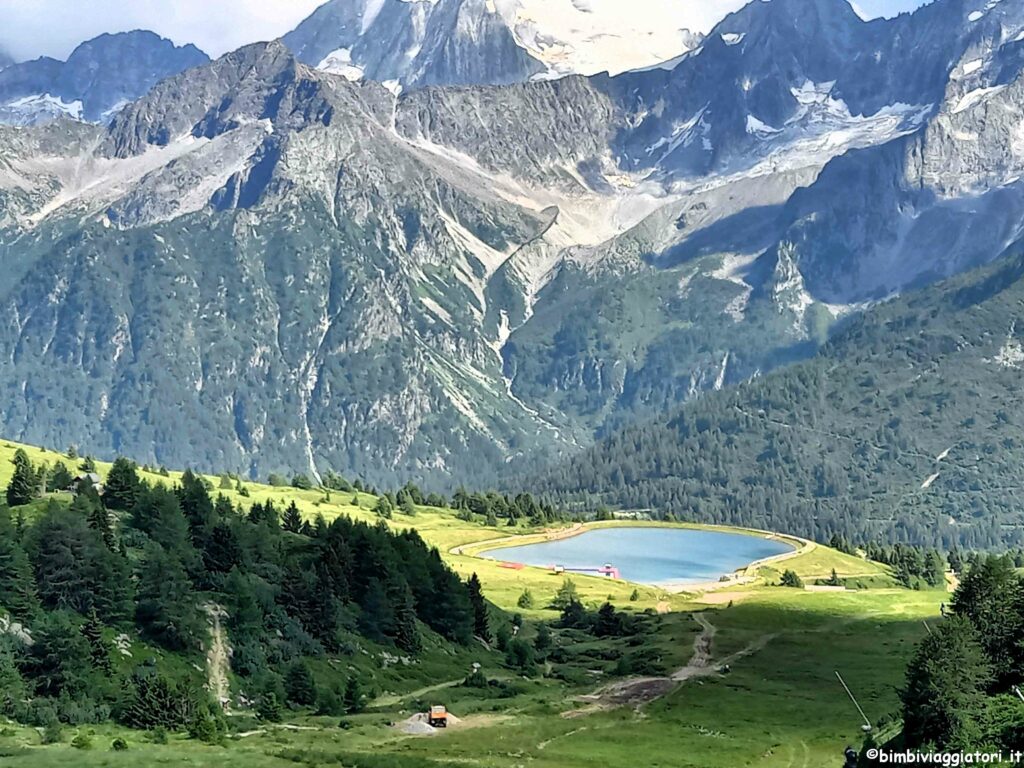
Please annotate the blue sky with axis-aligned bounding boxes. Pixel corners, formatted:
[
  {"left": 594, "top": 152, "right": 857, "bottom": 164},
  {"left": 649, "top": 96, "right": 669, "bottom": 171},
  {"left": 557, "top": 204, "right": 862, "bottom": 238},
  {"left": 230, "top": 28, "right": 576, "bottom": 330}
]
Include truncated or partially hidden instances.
[{"left": 0, "top": 0, "right": 936, "bottom": 62}]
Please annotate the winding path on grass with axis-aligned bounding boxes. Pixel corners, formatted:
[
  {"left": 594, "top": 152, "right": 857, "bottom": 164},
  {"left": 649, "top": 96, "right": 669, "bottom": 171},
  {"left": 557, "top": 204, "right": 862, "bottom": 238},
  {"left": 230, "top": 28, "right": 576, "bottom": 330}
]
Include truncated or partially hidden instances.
[
  {"left": 564, "top": 608, "right": 792, "bottom": 718},
  {"left": 564, "top": 611, "right": 723, "bottom": 716}
]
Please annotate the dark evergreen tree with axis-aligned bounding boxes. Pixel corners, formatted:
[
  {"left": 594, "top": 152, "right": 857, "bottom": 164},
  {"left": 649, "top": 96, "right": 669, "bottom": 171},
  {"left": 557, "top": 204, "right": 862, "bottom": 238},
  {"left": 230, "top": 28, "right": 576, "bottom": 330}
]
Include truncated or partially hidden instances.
[
  {"left": 78, "top": 491, "right": 116, "bottom": 551},
  {"left": 291, "top": 474, "right": 313, "bottom": 491},
  {"left": 28, "top": 505, "right": 131, "bottom": 622},
  {"left": 132, "top": 486, "right": 201, "bottom": 576},
  {"left": 247, "top": 500, "right": 279, "bottom": 530},
  {"left": 282, "top": 502, "right": 303, "bottom": 534},
  {"left": 343, "top": 676, "right": 364, "bottom": 714},
  {"left": 0, "top": 641, "right": 27, "bottom": 716},
  {"left": 552, "top": 579, "right": 580, "bottom": 610},
  {"left": 135, "top": 543, "right": 203, "bottom": 652},
  {"left": 505, "top": 638, "right": 536, "bottom": 675},
  {"left": 118, "top": 666, "right": 197, "bottom": 730},
  {"left": 901, "top": 617, "right": 992, "bottom": 748},
  {"left": 357, "top": 577, "right": 394, "bottom": 643},
  {"left": 925, "top": 551, "right": 947, "bottom": 588},
  {"left": 202, "top": 521, "right": 243, "bottom": 577},
  {"left": 6, "top": 449, "right": 38, "bottom": 507},
  {"left": 373, "top": 497, "right": 393, "bottom": 520},
  {"left": 391, "top": 581, "right": 422, "bottom": 654},
  {"left": 284, "top": 661, "right": 318, "bottom": 708},
  {"left": 951, "top": 555, "right": 1024, "bottom": 687},
  {"left": 47, "top": 462, "right": 74, "bottom": 493},
  {"left": 780, "top": 570, "right": 804, "bottom": 588},
  {"left": 594, "top": 602, "right": 623, "bottom": 637},
  {"left": 22, "top": 610, "right": 93, "bottom": 698},
  {"left": 558, "top": 599, "right": 588, "bottom": 629},
  {"left": 467, "top": 573, "right": 491, "bottom": 642},
  {"left": 81, "top": 609, "right": 112, "bottom": 674},
  {"left": 104, "top": 458, "right": 141, "bottom": 511},
  {"left": 0, "top": 510, "right": 39, "bottom": 617},
  {"left": 534, "top": 623, "right": 552, "bottom": 655},
  {"left": 177, "top": 470, "right": 215, "bottom": 541}
]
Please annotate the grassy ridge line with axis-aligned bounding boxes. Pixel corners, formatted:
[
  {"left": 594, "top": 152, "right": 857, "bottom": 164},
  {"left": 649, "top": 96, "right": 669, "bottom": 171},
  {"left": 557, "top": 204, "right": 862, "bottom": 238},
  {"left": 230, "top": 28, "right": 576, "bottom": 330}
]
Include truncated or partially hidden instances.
[{"left": 0, "top": 437, "right": 892, "bottom": 613}]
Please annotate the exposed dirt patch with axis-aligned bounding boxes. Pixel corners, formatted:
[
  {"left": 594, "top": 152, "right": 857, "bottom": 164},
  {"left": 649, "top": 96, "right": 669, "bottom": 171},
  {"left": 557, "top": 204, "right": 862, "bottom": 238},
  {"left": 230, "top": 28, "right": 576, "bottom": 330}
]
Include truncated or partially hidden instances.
[
  {"left": 672, "top": 612, "right": 716, "bottom": 682},
  {"left": 564, "top": 611, "right": 720, "bottom": 717},
  {"left": 396, "top": 711, "right": 484, "bottom": 736},
  {"left": 697, "top": 590, "right": 757, "bottom": 605},
  {"left": 203, "top": 603, "right": 231, "bottom": 711}
]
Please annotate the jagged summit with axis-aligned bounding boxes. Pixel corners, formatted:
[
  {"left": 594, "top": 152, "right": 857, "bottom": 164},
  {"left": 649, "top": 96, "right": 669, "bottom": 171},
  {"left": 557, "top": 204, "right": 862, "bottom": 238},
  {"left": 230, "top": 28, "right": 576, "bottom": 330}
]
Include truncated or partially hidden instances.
[
  {"left": 0, "top": 30, "right": 208, "bottom": 125},
  {"left": 281, "top": 0, "right": 706, "bottom": 89}
]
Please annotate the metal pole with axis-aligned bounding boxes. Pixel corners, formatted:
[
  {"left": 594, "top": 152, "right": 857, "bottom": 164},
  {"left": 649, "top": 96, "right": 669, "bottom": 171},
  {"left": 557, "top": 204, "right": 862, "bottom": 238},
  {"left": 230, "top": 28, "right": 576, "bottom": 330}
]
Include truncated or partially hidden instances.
[{"left": 836, "top": 671, "right": 872, "bottom": 731}]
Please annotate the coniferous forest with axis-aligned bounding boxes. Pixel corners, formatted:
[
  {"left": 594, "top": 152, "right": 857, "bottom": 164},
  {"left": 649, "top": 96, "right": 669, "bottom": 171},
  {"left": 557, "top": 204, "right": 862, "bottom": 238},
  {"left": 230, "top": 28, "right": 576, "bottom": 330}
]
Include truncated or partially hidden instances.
[{"left": 0, "top": 450, "right": 485, "bottom": 740}]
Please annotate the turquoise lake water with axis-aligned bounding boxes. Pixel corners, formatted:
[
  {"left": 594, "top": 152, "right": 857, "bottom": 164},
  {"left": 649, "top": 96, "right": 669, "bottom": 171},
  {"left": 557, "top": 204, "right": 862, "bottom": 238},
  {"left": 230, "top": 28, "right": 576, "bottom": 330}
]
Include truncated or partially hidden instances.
[{"left": 484, "top": 527, "right": 793, "bottom": 585}]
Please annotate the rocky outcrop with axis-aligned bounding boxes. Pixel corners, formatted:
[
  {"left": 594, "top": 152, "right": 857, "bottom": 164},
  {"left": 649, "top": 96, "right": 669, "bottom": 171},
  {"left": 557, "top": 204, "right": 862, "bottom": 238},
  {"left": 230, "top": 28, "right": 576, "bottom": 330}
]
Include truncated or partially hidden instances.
[{"left": 283, "top": 0, "right": 546, "bottom": 89}]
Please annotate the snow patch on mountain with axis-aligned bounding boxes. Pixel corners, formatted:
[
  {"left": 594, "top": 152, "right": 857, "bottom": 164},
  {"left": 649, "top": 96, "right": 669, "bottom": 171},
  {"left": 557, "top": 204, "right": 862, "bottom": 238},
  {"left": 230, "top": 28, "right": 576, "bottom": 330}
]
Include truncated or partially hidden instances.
[
  {"left": 951, "top": 84, "right": 1007, "bottom": 114},
  {"left": 5, "top": 93, "right": 83, "bottom": 122},
  {"left": 746, "top": 114, "right": 781, "bottom": 135},
  {"left": 491, "top": 0, "right": 703, "bottom": 77},
  {"left": 318, "top": 48, "right": 366, "bottom": 81}
]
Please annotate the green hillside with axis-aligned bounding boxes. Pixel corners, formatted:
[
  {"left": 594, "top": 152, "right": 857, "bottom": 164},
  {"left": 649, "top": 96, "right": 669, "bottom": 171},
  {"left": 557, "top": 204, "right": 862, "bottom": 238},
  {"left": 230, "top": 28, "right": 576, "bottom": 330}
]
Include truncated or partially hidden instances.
[
  {"left": 0, "top": 435, "right": 949, "bottom": 767},
  {"left": 534, "top": 250, "right": 1024, "bottom": 550}
]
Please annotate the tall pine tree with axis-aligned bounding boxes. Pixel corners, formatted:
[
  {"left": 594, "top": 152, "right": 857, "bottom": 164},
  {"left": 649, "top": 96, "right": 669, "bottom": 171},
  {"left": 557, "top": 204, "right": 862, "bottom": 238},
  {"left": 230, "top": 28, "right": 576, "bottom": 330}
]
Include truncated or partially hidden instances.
[
  {"left": 282, "top": 502, "right": 303, "bottom": 534},
  {"left": 0, "top": 510, "right": 39, "bottom": 617},
  {"left": 104, "top": 458, "right": 141, "bottom": 511},
  {"left": 467, "top": 573, "right": 491, "bottom": 643},
  {"left": 135, "top": 543, "right": 203, "bottom": 652},
  {"left": 6, "top": 449, "right": 38, "bottom": 507}
]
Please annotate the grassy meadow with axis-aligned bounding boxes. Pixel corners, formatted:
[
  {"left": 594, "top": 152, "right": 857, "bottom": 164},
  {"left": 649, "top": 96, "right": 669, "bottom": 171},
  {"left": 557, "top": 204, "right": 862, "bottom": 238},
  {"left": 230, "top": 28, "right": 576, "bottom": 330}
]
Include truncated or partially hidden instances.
[{"left": 0, "top": 438, "right": 942, "bottom": 767}]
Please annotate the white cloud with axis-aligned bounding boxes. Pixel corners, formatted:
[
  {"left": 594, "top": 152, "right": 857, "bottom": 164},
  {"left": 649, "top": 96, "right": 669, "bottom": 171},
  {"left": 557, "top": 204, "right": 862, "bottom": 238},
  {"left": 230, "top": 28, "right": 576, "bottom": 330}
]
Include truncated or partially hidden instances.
[{"left": 0, "top": 0, "right": 936, "bottom": 63}]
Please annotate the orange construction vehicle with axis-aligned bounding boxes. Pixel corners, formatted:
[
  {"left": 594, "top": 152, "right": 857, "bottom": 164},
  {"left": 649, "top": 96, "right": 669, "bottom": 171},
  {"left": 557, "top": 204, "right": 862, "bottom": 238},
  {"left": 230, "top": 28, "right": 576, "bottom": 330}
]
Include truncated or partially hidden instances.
[{"left": 428, "top": 705, "right": 448, "bottom": 728}]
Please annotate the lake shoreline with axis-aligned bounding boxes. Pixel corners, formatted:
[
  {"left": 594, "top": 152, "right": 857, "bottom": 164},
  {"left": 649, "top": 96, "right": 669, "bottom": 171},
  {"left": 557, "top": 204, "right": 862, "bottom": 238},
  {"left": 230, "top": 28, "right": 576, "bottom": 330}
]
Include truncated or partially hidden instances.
[{"left": 462, "top": 522, "right": 805, "bottom": 590}]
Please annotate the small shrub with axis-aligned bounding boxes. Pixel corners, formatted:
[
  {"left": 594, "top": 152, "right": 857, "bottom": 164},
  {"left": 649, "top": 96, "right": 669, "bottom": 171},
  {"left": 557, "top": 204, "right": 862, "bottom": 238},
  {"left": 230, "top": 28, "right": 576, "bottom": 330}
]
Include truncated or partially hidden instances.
[
  {"left": 779, "top": 570, "right": 804, "bottom": 588},
  {"left": 41, "top": 722, "right": 62, "bottom": 745},
  {"left": 148, "top": 727, "right": 168, "bottom": 745},
  {"left": 188, "top": 708, "right": 227, "bottom": 745},
  {"left": 71, "top": 734, "right": 92, "bottom": 750},
  {"left": 111, "top": 738, "right": 129, "bottom": 751}
]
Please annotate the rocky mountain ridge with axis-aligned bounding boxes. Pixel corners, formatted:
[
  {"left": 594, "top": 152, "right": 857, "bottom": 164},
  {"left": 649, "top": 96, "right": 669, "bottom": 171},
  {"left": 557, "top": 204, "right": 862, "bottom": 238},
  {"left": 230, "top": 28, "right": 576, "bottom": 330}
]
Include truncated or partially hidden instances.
[
  {"left": 3, "top": 0, "right": 1024, "bottom": 488},
  {"left": 281, "top": 0, "right": 705, "bottom": 90},
  {"left": 0, "top": 31, "right": 208, "bottom": 125}
]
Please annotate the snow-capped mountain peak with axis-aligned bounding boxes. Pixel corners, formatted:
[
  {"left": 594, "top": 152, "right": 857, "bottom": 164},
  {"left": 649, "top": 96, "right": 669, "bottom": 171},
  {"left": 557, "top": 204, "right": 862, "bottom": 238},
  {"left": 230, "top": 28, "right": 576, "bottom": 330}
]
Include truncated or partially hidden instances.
[
  {"left": 282, "top": 0, "right": 706, "bottom": 88},
  {"left": 490, "top": 0, "right": 704, "bottom": 78}
]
